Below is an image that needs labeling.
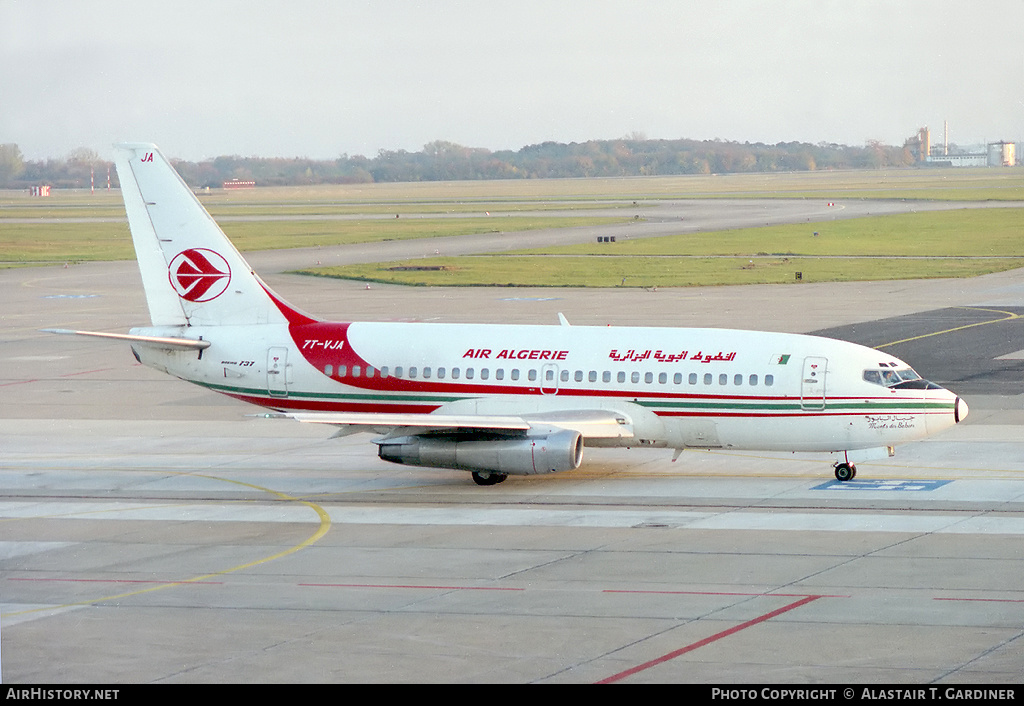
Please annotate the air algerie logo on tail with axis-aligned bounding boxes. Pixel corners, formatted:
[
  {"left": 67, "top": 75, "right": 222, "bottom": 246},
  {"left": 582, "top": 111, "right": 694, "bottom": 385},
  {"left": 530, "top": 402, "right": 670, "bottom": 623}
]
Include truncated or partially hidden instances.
[{"left": 168, "top": 248, "right": 232, "bottom": 302}]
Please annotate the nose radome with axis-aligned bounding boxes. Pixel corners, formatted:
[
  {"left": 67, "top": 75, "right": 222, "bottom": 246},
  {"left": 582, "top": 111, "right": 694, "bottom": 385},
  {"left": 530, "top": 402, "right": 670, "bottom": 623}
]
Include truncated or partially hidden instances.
[{"left": 955, "top": 396, "right": 968, "bottom": 424}]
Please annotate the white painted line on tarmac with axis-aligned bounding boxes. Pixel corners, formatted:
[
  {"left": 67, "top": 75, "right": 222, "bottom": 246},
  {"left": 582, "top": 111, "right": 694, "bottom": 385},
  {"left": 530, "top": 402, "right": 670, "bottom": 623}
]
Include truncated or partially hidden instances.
[
  {"left": 0, "top": 542, "right": 74, "bottom": 560},
  {"left": 3, "top": 501, "right": 1024, "bottom": 534}
]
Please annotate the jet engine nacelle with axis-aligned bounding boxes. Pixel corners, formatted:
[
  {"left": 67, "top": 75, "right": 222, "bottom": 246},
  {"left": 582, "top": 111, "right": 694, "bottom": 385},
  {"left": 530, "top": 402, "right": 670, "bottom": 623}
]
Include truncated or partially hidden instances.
[{"left": 377, "top": 430, "right": 583, "bottom": 476}]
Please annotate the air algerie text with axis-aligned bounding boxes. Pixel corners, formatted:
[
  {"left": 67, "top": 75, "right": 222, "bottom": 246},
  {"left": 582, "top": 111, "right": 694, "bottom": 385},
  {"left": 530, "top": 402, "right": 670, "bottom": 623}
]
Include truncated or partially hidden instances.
[{"left": 463, "top": 348, "right": 568, "bottom": 360}]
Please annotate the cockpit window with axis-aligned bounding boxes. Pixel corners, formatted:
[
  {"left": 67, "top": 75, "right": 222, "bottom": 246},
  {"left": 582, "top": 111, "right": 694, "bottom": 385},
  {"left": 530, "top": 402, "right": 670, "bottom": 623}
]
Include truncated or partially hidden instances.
[
  {"left": 863, "top": 367, "right": 923, "bottom": 388},
  {"left": 863, "top": 370, "right": 882, "bottom": 385}
]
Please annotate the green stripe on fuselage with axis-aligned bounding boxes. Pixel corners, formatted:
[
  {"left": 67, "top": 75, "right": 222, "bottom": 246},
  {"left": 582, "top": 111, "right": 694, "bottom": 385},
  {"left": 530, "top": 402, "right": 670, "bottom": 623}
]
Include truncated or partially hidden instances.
[{"left": 194, "top": 380, "right": 954, "bottom": 415}]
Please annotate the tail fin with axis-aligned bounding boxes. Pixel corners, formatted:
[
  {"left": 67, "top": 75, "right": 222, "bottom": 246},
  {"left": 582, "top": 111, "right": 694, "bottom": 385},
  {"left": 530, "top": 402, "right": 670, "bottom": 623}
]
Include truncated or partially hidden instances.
[{"left": 114, "top": 143, "right": 313, "bottom": 327}]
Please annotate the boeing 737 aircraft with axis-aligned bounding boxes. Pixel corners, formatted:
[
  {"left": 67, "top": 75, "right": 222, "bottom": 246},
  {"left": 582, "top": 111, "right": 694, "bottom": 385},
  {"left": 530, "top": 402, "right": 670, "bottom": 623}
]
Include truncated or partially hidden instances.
[{"left": 50, "top": 143, "right": 968, "bottom": 485}]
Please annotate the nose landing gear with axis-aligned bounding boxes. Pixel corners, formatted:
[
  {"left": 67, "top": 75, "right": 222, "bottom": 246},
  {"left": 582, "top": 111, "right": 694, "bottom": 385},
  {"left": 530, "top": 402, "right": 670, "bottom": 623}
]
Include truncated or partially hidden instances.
[{"left": 833, "top": 462, "right": 857, "bottom": 481}]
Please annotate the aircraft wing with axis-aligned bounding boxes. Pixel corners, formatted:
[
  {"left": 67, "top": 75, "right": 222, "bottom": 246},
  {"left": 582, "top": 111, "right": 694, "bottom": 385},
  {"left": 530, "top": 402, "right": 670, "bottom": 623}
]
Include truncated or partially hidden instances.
[{"left": 284, "top": 409, "right": 635, "bottom": 440}]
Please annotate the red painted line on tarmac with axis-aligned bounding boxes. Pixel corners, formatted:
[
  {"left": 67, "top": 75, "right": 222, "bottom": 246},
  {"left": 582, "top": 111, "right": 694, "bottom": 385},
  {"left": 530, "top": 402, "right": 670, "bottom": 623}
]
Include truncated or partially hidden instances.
[
  {"left": 1, "top": 368, "right": 117, "bottom": 387},
  {"left": 604, "top": 589, "right": 849, "bottom": 598},
  {"left": 60, "top": 367, "right": 115, "bottom": 377},
  {"left": 299, "top": 582, "right": 524, "bottom": 591},
  {"left": 596, "top": 594, "right": 824, "bottom": 684}
]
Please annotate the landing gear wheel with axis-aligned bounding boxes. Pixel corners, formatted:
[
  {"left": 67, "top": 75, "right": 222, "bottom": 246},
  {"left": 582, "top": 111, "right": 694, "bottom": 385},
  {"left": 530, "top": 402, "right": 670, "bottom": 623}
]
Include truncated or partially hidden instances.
[
  {"left": 834, "top": 463, "right": 857, "bottom": 481},
  {"left": 472, "top": 471, "right": 508, "bottom": 486}
]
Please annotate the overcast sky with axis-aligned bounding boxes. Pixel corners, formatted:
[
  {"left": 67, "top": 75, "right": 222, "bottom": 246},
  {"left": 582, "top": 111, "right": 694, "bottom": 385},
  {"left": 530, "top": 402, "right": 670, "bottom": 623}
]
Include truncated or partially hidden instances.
[{"left": 3, "top": 0, "right": 1022, "bottom": 162}]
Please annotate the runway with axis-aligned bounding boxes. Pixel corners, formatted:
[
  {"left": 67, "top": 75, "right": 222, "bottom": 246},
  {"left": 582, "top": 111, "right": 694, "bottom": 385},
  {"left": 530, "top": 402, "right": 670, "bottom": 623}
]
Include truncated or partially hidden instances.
[{"left": 2, "top": 198, "right": 1023, "bottom": 683}]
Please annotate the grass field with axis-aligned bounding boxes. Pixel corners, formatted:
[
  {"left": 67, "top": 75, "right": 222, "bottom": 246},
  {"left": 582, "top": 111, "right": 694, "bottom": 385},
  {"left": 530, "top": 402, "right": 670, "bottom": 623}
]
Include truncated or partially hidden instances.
[
  {"left": 533, "top": 207, "right": 1024, "bottom": 258},
  {"left": 3, "top": 168, "right": 1023, "bottom": 285},
  {"left": 301, "top": 208, "right": 1024, "bottom": 287},
  {"left": 0, "top": 216, "right": 622, "bottom": 265},
  {"left": 306, "top": 255, "right": 1022, "bottom": 288},
  {"left": 3, "top": 165, "right": 1023, "bottom": 208},
  {"left": 184, "top": 168, "right": 1023, "bottom": 201}
]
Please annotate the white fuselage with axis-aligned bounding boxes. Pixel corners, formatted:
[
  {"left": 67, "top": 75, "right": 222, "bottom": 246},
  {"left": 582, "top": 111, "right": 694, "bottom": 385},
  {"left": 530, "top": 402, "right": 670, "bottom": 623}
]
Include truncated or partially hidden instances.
[{"left": 131, "top": 319, "right": 964, "bottom": 456}]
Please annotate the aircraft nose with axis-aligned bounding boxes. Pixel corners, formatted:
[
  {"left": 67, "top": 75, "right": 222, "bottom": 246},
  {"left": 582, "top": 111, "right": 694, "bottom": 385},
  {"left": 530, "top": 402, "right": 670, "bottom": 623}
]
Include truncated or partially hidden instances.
[{"left": 955, "top": 396, "right": 968, "bottom": 424}]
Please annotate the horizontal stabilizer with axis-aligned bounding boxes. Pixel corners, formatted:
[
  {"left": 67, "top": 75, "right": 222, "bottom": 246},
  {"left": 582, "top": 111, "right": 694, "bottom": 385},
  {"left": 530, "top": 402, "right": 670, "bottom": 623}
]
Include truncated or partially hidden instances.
[{"left": 42, "top": 329, "right": 211, "bottom": 350}]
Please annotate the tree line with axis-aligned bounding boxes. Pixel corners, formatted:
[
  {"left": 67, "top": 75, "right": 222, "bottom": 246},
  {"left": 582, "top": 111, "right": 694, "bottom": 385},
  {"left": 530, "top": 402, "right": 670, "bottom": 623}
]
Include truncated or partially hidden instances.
[{"left": 0, "top": 137, "right": 917, "bottom": 189}]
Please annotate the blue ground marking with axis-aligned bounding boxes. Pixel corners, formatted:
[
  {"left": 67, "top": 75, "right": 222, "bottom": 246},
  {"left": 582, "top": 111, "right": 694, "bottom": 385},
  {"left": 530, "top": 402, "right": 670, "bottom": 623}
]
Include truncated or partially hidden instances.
[{"left": 813, "top": 479, "right": 952, "bottom": 491}]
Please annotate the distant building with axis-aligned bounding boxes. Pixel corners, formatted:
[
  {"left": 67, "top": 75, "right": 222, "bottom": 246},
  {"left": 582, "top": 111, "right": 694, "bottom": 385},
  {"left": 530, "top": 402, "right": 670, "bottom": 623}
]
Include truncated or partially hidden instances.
[
  {"left": 927, "top": 152, "right": 988, "bottom": 167},
  {"left": 988, "top": 142, "right": 1016, "bottom": 167},
  {"left": 223, "top": 179, "right": 256, "bottom": 189},
  {"left": 907, "top": 126, "right": 1018, "bottom": 167},
  {"left": 904, "top": 127, "right": 930, "bottom": 163}
]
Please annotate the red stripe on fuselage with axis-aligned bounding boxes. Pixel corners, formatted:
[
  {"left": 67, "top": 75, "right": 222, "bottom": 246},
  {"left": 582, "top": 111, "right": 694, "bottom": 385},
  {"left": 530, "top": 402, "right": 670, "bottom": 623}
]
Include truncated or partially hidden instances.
[
  {"left": 221, "top": 390, "right": 442, "bottom": 414},
  {"left": 220, "top": 388, "right": 944, "bottom": 420}
]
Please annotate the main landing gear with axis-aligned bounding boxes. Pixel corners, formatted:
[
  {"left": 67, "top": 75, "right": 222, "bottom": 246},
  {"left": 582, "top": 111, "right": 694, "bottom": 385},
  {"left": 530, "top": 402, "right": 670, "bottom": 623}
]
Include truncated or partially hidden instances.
[
  {"left": 472, "top": 471, "right": 508, "bottom": 486},
  {"left": 833, "top": 462, "right": 857, "bottom": 481}
]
